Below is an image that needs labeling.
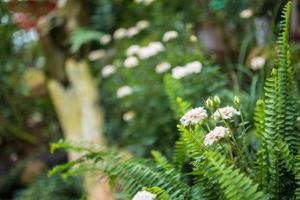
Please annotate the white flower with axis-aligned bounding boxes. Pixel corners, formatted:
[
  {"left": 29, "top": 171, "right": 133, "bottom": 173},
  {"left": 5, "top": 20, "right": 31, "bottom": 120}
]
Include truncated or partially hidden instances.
[
  {"left": 134, "top": 0, "right": 155, "bottom": 5},
  {"left": 171, "top": 61, "right": 202, "bottom": 79},
  {"left": 180, "top": 107, "right": 207, "bottom": 126},
  {"left": 190, "top": 35, "right": 197, "bottom": 42},
  {"left": 101, "top": 64, "right": 116, "bottom": 78},
  {"left": 113, "top": 28, "right": 127, "bottom": 39},
  {"left": 204, "top": 126, "right": 228, "bottom": 146},
  {"left": 28, "top": 112, "right": 43, "bottom": 126},
  {"left": 185, "top": 61, "right": 202, "bottom": 74},
  {"left": 213, "top": 106, "right": 240, "bottom": 120},
  {"left": 127, "top": 26, "right": 140, "bottom": 37},
  {"left": 100, "top": 34, "right": 111, "bottom": 45},
  {"left": 144, "top": 0, "right": 155, "bottom": 5},
  {"left": 162, "top": 30, "right": 178, "bottom": 42},
  {"left": 127, "top": 45, "right": 140, "bottom": 56},
  {"left": 250, "top": 56, "right": 265, "bottom": 71},
  {"left": 136, "top": 20, "right": 150, "bottom": 30},
  {"left": 239, "top": 9, "right": 253, "bottom": 19},
  {"left": 123, "top": 111, "right": 135, "bottom": 122},
  {"left": 132, "top": 191, "right": 157, "bottom": 200},
  {"left": 137, "top": 41, "right": 165, "bottom": 60},
  {"left": 88, "top": 49, "right": 106, "bottom": 61},
  {"left": 148, "top": 41, "right": 165, "bottom": 53},
  {"left": 124, "top": 56, "right": 139, "bottom": 68},
  {"left": 116, "top": 85, "right": 133, "bottom": 98},
  {"left": 155, "top": 62, "right": 171, "bottom": 74},
  {"left": 172, "top": 66, "right": 187, "bottom": 79}
]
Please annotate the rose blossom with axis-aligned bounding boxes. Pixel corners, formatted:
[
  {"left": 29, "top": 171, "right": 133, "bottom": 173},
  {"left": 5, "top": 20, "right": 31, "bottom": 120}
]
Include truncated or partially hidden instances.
[
  {"left": 180, "top": 107, "right": 207, "bottom": 126},
  {"left": 204, "top": 126, "right": 228, "bottom": 146},
  {"left": 213, "top": 106, "right": 240, "bottom": 120}
]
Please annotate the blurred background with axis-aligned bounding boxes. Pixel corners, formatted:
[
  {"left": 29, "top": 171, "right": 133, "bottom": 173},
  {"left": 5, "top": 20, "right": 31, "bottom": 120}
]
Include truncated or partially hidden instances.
[{"left": 0, "top": 0, "right": 300, "bottom": 199}]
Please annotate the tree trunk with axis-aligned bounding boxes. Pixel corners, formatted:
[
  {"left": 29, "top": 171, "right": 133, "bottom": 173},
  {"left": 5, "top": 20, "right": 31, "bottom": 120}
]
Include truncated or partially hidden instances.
[{"left": 37, "top": 0, "right": 115, "bottom": 199}]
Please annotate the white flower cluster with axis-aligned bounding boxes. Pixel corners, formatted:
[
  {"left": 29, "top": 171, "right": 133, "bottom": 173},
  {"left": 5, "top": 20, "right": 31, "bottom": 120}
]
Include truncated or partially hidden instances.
[
  {"left": 204, "top": 126, "right": 228, "bottom": 146},
  {"left": 124, "top": 56, "right": 139, "bottom": 68},
  {"left": 213, "top": 106, "right": 240, "bottom": 121},
  {"left": 132, "top": 191, "right": 157, "bottom": 200},
  {"left": 162, "top": 30, "right": 178, "bottom": 42},
  {"left": 116, "top": 85, "right": 133, "bottom": 98},
  {"left": 239, "top": 9, "right": 253, "bottom": 19},
  {"left": 136, "top": 20, "right": 150, "bottom": 30},
  {"left": 127, "top": 41, "right": 165, "bottom": 60},
  {"left": 155, "top": 62, "right": 171, "bottom": 74},
  {"left": 123, "top": 111, "right": 135, "bottom": 122},
  {"left": 172, "top": 61, "right": 202, "bottom": 79},
  {"left": 113, "top": 20, "right": 150, "bottom": 40},
  {"left": 127, "top": 45, "right": 141, "bottom": 56},
  {"left": 134, "top": 0, "right": 155, "bottom": 6},
  {"left": 100, "top": 34, "right": 111, "bottom": 45},
  {"left": 180, "top": 107, "right": 207, "bottom": 126},
  {"left": 101, "top": 64, "right": 116, "bottom": 78},
  {"left": 250, "top": 56, "right": 265, "bottom": 71}
]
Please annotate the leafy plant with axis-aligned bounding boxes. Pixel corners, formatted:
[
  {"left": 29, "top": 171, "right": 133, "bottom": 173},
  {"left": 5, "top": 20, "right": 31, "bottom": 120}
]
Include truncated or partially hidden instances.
[{"left": 50, "top": 2, "right": 299, "bottom": 199}]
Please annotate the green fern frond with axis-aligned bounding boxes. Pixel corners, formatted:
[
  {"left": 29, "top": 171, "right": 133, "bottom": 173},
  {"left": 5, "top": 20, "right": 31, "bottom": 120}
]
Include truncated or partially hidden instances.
[
  {"left": 259, "top": 69, "right": 281, "bottom": 197},
  {"left": 204, "top": 151, "right": 265, "bottom": 200},
  {"left": 275, "top": 1, "right": 299, "bottom": 153},
  {"left": 178, "top": 125, "right": 204, "bottom": 159},
  {"left": 172, "top": 135, "right": 187, "bottom": 171},
  {"left": 192, "top": 157, "right": 224, "bottom": 200},
  {"left": 295, "top": 152, "right": 300, "bottom": 199},
  {"left": 254, "top": 99, "right": 265, "bottom": 138},
  {"left": 106, "top": 159, "right": 190, "bottom": 199},
  {"left": 163, "top": 75, "right": 191, "bottom": 118},
  {"left": 151, "top": 150, "right": 181, "bottom": 180}
]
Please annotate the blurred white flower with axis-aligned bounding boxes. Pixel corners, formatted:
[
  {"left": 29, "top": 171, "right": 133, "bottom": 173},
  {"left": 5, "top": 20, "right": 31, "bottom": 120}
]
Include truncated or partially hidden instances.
[
  {"left": 155, "top": 62, "right": 171, "bottom": 74},
  {"left": 123, "top": 111, "right": 135, "bottom": 122},
  {"left": 88, "top": 49, "right": 106, "bottom": 61},
  {"left": 137, "top": 41, "right": 165, "bottom": 60},
  {"left": 127, "top": 26, "right": 140, "bottom": 37},
  {"left": 239, "top": 9, "right": 253, "bottom": 19},
  {"left": 134, "top": 0, "right": 155, "bottom": 6},
  {"left": 101, "top": 64, "right": 116, "bottom": 78},
  {"left": 213, "top": 106, "right": 240, "bottom": 121},
  {"left": 124, "top": 56, "right": 139, "bottom": 68},
  {"left": 113, "top": 28, "right": 127, "bottom": 39},
  {"left": 127, "top": 45, "right": 140, "bottom": 56},
  {"left": 100, "top": 34, "right": 111, "bottom": 45},
  {"left": 190, "top": 35, "right": 198, "bottom": 42},
  {"left": 185, "top": 61, "right": 202, "bottom": 74},
  {"left": 116, "top": 85, "right": 133, "bottom": 98},
  {"left": 171, "top": 61, "right": 202, "bottom": 79},
  {"left": 172, "top": 66, "right": 187, "bottom": 79},
  {"left": 180, "top": 107, "right": 207, "bottom": 126},
  {"left": 162, "top": 30, "right": 178, "bottom": 42},
  {"left": 136, "top": 20, "right": 150, "bottom": 30},
  {"left": 148, "top": 41, "right": 165, "bottom": 52},
  {"left": 28, "top": 112, "right": 43, "bottom": 126},
  {"left": 250, "top": 56, "right": 265, "bottom": 71},
  {"left": 132, "top": 191, "right": 156, "bottom": 200},
  {"left": 204, "top": 126, "right": 228, "bottom": 146}
]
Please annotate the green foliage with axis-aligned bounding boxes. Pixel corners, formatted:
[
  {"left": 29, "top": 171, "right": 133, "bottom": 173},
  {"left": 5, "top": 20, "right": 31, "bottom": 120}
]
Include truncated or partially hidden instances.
[
  {"left": 50, "top": 2, "right": 300, "bottom": 200},
  {"left": 15, "top": 174, "right": 83, "bottom": 200},
  {"left": 70, "top": 29, "right": 104, "bottom": 53},
  {"left": 204, "top": 151, "right": 264, "bottom": 200}
]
